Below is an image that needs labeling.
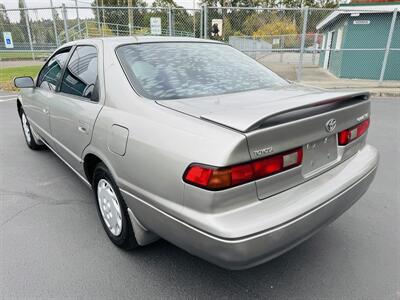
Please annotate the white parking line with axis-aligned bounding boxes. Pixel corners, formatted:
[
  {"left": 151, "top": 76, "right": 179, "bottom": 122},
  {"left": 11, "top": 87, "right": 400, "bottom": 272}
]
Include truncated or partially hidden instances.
[
  {"left": 0, "top": 98, "right": 16, "bottom": 102},
  {"left": 0, "top": 94, "right": 17, "bottom": 98}
]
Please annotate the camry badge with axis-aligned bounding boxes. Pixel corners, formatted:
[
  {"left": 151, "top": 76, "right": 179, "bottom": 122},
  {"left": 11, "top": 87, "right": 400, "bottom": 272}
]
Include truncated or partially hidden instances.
[
  {"left": 253, "top": 147, "right": 273, "bottom": 157},
  {"left": 325, "top": 118, "right": 337, "bottom": 133}
]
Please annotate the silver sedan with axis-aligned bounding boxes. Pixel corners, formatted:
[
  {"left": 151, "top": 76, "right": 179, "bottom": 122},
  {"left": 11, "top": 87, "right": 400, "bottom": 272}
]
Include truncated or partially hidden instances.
[{"left": 14, "top": 36, "right": 378, "bottom": 270}]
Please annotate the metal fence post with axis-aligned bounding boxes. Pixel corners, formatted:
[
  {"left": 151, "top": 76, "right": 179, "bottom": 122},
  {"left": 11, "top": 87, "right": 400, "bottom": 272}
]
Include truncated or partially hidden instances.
[
  {"left": 49, "top": 0, "right": 59, "bottom": 47},
  {"left": 200, "top": 6, "right": 203, "bottom": 38},
  {"left": 298, "top": 6, "right": 309, "bottom": 81},
  {"left": 380, "top": 8, "right": 398, "bottom": 83},
  {"left": 62, "top": 3, "right": 69, "bottom": 42},
  {"left": 312, "top": 32, "right": 318, "bottom": 65},
  {"left": 74, "top": 0, "right": 81, "bottom": 38},
  {"left": 193, "top": 8, "right": 196, "bottom": 37},
  {"left": 203, "top": 4, "right": 208, "bottom": 39},
  {"left": 280, "top": 35, "right": 285, "bottom": 63},
  {"left": 101, "top": 0, "right": 106, "bottom": 36},
  {"left": 96, "top": 0, "right": 101, "bottom": 33},
  {"left": 172, "top": 8, "right": 176, "bottom": 36},
  {"left": 168, "top": 5, "right": 173, "bottom": 36},
  {"left": 22, "top": 5, "right": 35, "bottom": 60},
  {"left": 128, "top": 0, "right": 133, "bottom": 35}
]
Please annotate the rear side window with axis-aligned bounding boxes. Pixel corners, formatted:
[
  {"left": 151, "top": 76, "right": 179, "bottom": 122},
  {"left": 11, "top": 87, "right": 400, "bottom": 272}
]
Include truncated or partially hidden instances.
[
  {"left": 60, "top": 46, "right": 98, "bottom": 100},
  {"left": 37, "top": 48, "right": 70, "bottom": 91}
]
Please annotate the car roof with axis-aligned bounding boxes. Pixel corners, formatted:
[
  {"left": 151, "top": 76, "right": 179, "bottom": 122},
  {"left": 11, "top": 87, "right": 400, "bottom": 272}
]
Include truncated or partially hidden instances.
[{"left": 63, "top": 36, "right": 223, "bottom": 48}]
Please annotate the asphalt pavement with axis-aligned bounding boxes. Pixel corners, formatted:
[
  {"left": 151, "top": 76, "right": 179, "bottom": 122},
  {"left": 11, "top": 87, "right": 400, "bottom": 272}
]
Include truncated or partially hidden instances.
[{"left": 0, "top": 94, "right": 399, "bottom": 299}]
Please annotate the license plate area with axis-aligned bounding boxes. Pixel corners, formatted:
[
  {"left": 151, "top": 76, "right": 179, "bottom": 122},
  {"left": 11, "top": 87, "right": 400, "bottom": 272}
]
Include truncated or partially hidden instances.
[{"left": 302, "top": 135, "right": 338, "bottom": 177}]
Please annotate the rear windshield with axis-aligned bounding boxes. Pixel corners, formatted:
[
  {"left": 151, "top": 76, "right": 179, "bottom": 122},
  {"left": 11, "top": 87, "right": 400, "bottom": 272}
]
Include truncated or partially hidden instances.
[{"left": 116, "top": 42, "right": 287, "bottom": 100}]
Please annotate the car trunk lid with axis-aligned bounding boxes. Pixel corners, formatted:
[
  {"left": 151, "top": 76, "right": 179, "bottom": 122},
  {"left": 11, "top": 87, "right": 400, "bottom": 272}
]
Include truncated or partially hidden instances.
[{"left": 156, "top": 86, "right": 368, "bottom": 133}]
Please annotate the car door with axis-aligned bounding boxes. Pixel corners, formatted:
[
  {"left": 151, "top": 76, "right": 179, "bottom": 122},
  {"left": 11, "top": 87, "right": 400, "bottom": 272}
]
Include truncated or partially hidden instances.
[
  {"left": 50, "top": 43, "right": 104, "bottom": 172},
  {"left": 23, "top": 47, "right": 71, "bottom": 147}
]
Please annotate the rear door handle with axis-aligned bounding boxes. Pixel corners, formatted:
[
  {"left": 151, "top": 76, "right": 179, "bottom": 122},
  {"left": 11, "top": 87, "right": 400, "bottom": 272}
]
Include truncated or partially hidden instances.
[
  {"left": 78, "top": 126, "right": 87, "bottom": 133},
  {"left": 78, "top": 120, "right": 90, "bottom": 135}
]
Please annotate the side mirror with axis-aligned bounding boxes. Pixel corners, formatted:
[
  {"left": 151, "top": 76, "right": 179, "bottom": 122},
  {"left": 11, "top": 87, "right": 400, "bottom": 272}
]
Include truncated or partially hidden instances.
[{"left": 14, "top": 76, "right": 35, "bottom": 89}]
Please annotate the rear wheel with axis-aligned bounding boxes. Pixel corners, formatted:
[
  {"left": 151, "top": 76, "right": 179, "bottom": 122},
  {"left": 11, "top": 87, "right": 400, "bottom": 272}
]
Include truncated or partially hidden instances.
[
  {"left": 93, "top": 163, "right": 138, "bottom": 250},
  {"left": 19, "top": 109, "right": 44, "bottom": 150}
]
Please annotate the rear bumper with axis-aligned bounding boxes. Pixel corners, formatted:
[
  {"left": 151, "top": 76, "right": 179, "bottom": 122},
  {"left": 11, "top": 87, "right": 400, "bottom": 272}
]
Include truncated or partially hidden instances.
[{"left": 122, "top": 145, "right": 378, "bottom": 270}]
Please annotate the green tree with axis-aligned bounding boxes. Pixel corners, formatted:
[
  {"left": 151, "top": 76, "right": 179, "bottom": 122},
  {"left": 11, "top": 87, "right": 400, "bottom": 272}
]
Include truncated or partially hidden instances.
[
  {"left": 242, "top": 13, "right": 266, "bottom": 35},
  {"left": 18, "top": 0, "right": 29, "bottom": 42},
  {"left": 0, "top": 4, "right": 8, "bottom": 43},
  {"left": 0, "top": 4, "right": 25, "bottom": 44},
  {"left": 19, "top": 0, "right": 26, "bottom": 25},
  {"left": 253, "top": 19, "right": 298, "bottom": 36},
  {"left": 152, "top": 0, "right": 177, "bottom": 7},
  {"left": 91, "top": 0, "right": 147, "bottom": 35},
  {"left": 0, "top": 3, "right": 10, "bottom": 24}
]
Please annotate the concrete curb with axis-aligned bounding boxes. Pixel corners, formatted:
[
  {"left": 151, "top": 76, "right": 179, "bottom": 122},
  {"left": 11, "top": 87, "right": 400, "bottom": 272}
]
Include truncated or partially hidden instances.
[
  {"left": 299, "top": 82, "right": 400, "bottom": 98},
  {"left": 370, "top": 91, "right": 400, "bottom": 98}
]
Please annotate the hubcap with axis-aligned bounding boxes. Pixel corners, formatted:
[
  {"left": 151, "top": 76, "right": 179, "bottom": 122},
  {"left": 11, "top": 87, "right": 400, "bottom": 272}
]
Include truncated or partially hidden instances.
[
  {"left": 97, "top": 179, "right": 122, "bottom": 236},
  {"left": 21, "top": 113, "right": 31, "bottom": 143}
]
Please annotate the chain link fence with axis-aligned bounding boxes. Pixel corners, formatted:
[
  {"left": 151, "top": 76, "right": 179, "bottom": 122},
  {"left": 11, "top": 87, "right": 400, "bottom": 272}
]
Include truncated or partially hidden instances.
[{"left": 0, "top": 5, "right": 399, "bottom": 82}]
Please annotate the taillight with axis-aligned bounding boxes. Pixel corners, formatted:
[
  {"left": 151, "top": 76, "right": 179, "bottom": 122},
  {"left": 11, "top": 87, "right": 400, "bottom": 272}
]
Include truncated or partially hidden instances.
[
  {"left": 338, "top": 119, "right": 370, "bottom": 146},
  {"left": 183, "top": 148, "right": 303, "bottom": 190}
]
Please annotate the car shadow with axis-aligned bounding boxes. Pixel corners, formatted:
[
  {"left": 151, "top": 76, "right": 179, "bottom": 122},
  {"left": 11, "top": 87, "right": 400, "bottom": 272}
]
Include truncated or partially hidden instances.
[{"left": 118, "top": 224, "right": 346, "bottom": 297}]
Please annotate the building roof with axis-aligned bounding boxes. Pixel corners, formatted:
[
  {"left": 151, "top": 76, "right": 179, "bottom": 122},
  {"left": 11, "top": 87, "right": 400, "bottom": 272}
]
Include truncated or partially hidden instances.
[{"left": 316, "top": 3, "right": 400, "bottom": 30}]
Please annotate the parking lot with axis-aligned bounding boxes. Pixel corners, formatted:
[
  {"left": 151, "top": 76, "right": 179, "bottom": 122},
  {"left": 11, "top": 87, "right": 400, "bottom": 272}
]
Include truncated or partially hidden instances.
[{"left": 0, "top": 94, "right": 399, "bottom": 299}]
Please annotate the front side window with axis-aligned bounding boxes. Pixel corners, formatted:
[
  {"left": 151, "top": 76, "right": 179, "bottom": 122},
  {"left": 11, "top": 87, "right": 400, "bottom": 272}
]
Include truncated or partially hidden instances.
[
  {"left": 37, "top": 48, "right": 70, "bottom": 91},
  {"left": 116, "top": 42, "right": 287, "bottom": 100},
  {"left": 60, "top": 46, "right": 98, "bottom": 100}
]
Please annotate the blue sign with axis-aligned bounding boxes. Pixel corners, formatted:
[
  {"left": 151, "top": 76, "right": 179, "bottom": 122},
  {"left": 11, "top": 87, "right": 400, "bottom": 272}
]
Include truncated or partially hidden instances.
[{"left": 3, "top": 32, "right": 14, "bottom": 48}]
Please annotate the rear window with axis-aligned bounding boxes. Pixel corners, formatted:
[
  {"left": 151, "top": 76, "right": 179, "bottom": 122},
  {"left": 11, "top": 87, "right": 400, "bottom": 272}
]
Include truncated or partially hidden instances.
[{"left": 116, "top": 42, "right": 287, "bottom": 100}]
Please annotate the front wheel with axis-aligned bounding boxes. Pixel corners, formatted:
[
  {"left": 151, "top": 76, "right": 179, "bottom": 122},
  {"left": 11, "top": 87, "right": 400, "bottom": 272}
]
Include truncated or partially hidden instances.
[
  {"left": 19, "top": 109, "right": 44, "bottom": 150},
  {"left": 93, "top": 163, "right": 138, "bottom": 250}
]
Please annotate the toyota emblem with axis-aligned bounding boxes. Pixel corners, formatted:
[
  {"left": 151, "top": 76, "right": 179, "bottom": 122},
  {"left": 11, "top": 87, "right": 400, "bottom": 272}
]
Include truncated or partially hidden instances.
[{"left": 325, "top": 118, "right": 337, "bottom": 133}]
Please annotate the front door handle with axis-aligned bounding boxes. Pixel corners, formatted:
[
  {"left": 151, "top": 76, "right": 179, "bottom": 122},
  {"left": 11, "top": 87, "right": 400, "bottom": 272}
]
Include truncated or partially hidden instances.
[{"left": 42, "top": 108, "right": 49, "bottom": 115}]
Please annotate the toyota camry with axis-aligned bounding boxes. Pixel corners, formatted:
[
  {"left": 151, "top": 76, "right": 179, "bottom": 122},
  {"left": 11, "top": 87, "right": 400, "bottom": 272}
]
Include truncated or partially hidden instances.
[{"left": 14, "top": 36, "right": 379, "bottom": 270}]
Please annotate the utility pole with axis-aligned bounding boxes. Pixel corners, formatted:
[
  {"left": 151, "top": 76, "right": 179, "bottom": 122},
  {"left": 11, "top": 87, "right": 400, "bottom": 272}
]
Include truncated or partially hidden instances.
[
  {"left": 128, "top": 0, "right": 133, "bottom": 35},
  {"left": 74, "top": 0, "right": 81, "bottom": 38},
  {"left": 50, "top": 0, "right": 59, "bottom": 47}
]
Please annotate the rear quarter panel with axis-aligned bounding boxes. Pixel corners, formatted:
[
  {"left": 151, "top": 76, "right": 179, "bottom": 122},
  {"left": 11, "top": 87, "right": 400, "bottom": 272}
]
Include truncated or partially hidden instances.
[{"left": 85, "top": 42, "right": 251, "bottom": 221}]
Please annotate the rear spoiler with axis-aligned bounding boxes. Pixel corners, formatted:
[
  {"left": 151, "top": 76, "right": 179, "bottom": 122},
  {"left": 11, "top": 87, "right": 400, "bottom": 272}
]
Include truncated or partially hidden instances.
[
  {"left": 202, "top": 92, "right": 370, "bottom": 133},
  {"left": 246, "top": 92, "right": 369, "bottom": 132}
]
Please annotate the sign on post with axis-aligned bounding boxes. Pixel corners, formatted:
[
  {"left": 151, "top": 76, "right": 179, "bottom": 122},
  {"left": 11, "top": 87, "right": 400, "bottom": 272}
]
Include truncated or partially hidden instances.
[
  {"left": 211, "top": 19, "right": 223, "bottom": 37},
  {"left": 3, "top": 32, "right": 14, "bottom": 49},
  {"left": 150, "top": 17, "right": 162, "bottom": 35}
]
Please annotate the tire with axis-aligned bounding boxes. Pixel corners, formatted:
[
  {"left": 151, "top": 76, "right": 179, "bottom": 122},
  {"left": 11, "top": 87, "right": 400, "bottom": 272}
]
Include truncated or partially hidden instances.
[
  {"left": 93, "top": 163, "right": 138, "bottom": 250},
  {"left": 19, "top": 108, "right": 44, "bottom": 150}
]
